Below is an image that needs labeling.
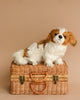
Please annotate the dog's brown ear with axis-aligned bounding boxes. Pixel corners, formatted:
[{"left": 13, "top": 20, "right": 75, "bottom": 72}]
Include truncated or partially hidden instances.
[
  {"left": 68, "top": 32, "right": 77, "bottom": 46},
  {"left": 46, "top": 32, "right": 52, "bottom": 42}
]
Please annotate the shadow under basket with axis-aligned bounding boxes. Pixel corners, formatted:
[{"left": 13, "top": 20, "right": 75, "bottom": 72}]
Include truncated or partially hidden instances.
[{"left": 10, "top": 61, "right": 68, "bottom": 95}]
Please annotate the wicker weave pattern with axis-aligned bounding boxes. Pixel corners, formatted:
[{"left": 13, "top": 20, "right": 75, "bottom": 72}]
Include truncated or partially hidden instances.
[{"left": 10, "top": 61, "right": 68, "bottom": 95}]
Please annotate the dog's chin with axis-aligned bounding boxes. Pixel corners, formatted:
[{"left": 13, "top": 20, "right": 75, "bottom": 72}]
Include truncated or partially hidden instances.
[{"left": 53, "top": 39, "right": 63, "bottom": 45}]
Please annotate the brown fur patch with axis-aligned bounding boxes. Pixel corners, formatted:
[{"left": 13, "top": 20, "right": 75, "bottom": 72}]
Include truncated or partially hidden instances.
[
  {"left": 37, "top": 29, "right": 59, "bottom": 48},
  {"left": 62, "top": 32, "right": 70, "bottom": 45},
  {"left": 62, "top": 32, "right": 77, "bottom": 46},
  {"left": 68, "top": 32, "right": 77, "bottom": 46},
  {"left": 46, "top": 29, "right": 59, "bottom": 42},
  {"left": 23, "top": 48, "right": 28, "bottom": 57},
  {"left": 37, "top": 39, "right": 47, "bottom": 48}
]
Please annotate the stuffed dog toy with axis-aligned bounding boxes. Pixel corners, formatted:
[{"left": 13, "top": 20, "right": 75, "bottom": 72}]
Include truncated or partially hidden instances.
[{"left": 13, "top": 28, "right": 77, "bottom": 67}]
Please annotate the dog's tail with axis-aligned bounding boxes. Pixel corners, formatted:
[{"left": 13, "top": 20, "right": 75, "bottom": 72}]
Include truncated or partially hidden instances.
[{"left": 12, "top": 49, "right": 28, "bottom": 65}]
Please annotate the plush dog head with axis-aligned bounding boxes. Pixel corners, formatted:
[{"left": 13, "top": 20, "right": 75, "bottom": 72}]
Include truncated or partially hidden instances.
[{"left": 47, "top": 28, "right": 77, "bottom": 46}]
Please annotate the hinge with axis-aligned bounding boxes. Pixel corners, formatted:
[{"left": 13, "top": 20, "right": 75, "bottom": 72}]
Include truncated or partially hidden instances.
[
  {"left": 19, "top": 76, "right": 25, "bottom": 85},
  {"left": 53, "top": 75, "right": 58, "bottom": 84}
]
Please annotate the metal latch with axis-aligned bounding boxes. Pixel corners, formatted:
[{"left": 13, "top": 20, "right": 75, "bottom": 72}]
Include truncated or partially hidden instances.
[
  {"left": 19, "top": 76, "right": 25, "bottom": 85},
  {"left": 53, "top": 75, "right": 58, "bottom": 84}
]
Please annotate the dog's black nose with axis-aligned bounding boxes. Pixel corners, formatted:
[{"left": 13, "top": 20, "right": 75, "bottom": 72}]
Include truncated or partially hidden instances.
[{"left": 59, "top": 35, "right": 62, "bottom": 39}]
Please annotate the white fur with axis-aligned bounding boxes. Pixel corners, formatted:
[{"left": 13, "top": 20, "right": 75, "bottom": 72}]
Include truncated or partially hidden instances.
[
  {"left": 58, "top": 27, "right": 67, "bottom": 34},
  {"left": 13, "top": 28, "right": 67, "bottom": 67},
  {"left": 13, "top": 50, "right": 28, "bottom": 65},
  {"left": 44, "top": 42, "right": 67, "bottom": 67}
]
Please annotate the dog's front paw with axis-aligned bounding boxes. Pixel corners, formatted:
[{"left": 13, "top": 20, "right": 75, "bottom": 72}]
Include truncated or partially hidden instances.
[
  {"left": 55, "top": 59, "right": 63, "bottom": 65},
  {"left": 45, "top": 63, "right": 54, "bottom": 67},
  {"left": 32, "top": 62, "right": 38, "bottom": 66}
]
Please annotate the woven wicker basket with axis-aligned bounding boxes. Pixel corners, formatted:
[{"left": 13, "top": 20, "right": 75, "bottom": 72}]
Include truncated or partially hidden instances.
[{"left": 10, "top": 61, "right": 68, "bottom": 95}]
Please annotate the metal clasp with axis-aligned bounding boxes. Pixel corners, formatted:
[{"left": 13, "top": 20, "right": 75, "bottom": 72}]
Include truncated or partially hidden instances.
[
  {"left": 53, "top": 75, "right": 58, "bottom": 84},
  {"left": 19, "top": 76, "right": 25, "bottom": 85}
]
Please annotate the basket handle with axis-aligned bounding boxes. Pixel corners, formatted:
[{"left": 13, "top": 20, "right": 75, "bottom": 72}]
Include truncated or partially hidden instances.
[
  {"left": 30, "top": 82, "right": 48, "bottom": 94},
  {"left": 30, "top": 72, "right": 48, "bottom": 82}
]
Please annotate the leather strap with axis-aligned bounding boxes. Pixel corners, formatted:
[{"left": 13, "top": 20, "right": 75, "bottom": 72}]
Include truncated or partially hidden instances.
[
  {"left": 30, "top": 82, "right": 48, "bottom": 94},
  {"left": 30, "top": 72, "right": 48, "bottom": 82}
]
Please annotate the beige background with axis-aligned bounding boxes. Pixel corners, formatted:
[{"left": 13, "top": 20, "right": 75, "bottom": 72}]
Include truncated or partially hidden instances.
[{"left": 0, "top": 0, "right": 80, "bottom": 99}]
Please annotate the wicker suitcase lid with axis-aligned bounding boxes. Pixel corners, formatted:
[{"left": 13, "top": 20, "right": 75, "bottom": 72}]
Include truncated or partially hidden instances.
[{"left": 10, "top": 61, "right": 68, "bottom": 75}]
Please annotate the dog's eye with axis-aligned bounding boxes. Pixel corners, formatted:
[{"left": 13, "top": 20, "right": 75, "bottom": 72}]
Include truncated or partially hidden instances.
[
  {"left": 64, "top": 36, "right": 66, "bottom": 39},
  {"left": 55, "top": 33, "right": 57, "bottom": 36}
]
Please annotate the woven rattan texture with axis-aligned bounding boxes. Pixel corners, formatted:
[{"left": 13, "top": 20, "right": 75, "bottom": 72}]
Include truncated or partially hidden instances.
[{"left": 10, "top": 61, "right": 68, "bottom": 95}]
